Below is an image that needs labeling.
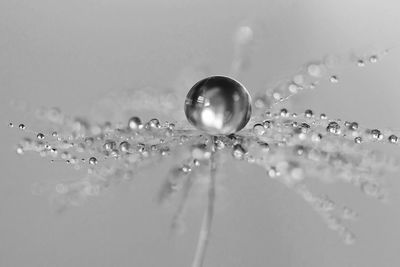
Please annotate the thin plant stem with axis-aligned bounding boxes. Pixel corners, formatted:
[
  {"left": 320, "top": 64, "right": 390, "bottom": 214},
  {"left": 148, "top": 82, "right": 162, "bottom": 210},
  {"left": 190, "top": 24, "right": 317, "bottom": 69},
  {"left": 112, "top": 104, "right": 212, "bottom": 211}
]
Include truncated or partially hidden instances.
[{"left": 191, "top": 136, "right": 218, "bottom": 267}]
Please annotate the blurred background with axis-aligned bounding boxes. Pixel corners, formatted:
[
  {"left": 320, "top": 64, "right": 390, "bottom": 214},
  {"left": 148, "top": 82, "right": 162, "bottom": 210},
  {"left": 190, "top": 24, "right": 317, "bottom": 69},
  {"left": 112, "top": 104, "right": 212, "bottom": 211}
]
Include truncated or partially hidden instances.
[{"left": 1, "top": 0, "right": 400, "bottom": 266}]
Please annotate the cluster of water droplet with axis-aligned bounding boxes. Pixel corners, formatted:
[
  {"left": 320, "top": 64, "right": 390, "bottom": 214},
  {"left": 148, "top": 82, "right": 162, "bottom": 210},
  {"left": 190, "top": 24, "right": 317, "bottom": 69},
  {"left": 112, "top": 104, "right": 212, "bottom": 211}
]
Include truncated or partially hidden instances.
[{"left": 252, "top": 49, "right": 390, "bottom": 111}]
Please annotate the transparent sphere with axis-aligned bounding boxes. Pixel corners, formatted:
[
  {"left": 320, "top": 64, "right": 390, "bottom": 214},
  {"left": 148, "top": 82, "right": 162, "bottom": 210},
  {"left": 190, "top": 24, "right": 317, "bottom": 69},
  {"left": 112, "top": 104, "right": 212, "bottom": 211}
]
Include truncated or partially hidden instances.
[{"left": 184, "top": 76, "right": 252, "bottom": 135}]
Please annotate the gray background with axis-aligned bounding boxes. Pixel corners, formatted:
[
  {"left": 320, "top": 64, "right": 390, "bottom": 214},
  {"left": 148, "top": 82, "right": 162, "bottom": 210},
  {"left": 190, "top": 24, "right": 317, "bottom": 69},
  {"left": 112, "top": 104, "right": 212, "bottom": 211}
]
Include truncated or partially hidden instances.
[{"left": 1, "top": 0, "right": 400, "bottom": 266}]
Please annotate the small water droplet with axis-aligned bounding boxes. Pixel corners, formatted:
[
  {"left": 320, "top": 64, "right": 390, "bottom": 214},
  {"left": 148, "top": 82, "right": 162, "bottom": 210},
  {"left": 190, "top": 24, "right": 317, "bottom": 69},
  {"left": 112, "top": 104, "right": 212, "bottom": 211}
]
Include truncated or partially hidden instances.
[
  {"left": 280, "top": 108, "right": 288, "bottom": 117},
  {"left": 253, "top": 123, "right": 265, "bottom": 136},
  {"left": 16, "top": 145, "right": 24, "bottom": 155},
  {"left": 128, "top": 116, "right": 142, "bottom": 130},
  {"left": 329, "top": 75, "right": 339, "bottom": 83},
  {"left": 19, "top": 124, "right": 26, "bottom": 130},
  {"left": 8, "top": 122, "right": 14, "bottom": 128},
  {"left": 119, "top": 141, "right": 130, "bottom": 153},
  {"left": 103, "top": 140, "right": 116, "bottom": 151},
  {"left": 388, "top": 134, "right": 398, "bottom": 144},
  {"left": 37, "top": 133, "right": 45, "bottom": 140},
  {"left": 232, "top": 144, "right": 246, "bottom": 160},
  {"left": 357, "top": 59, "right": 365, "bottom": 67},
  {"left": 354, "top": 136, "right": 362, "bottom": 144},
  {"left": 88, "top": 157, "right": 98, "bottom": 165},
  {"left": 327, "top": 122, "right": 340, "bottom": 134},
  {"left": 304, "top": 109, "right": 313, "bottom": 118},
  {"left": 370, "top": 129, "right": 383, "bottom": 140},
  {"left": 369, "top": 55, "right": 378, "bottom": 63},
  {"left": 149, "top": 118, "right": 160, "bottom": 129},
  {"left": 349, "top": 122, "right": 359, "bottom": 131}
]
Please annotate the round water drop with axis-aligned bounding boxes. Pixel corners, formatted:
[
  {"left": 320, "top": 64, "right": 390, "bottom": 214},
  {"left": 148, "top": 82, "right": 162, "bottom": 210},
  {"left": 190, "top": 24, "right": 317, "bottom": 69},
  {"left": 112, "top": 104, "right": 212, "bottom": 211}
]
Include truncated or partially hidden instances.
[
  {"left": 128, "top": 117, "right": 142, "bottom": 130},
  {"left": 232, "top": 144, "right": 246, "bottom": 160},
  {"left": 263, "top": 120, "right": 273, "bottom": 129},
  {"left": 184, "top": 76, "right": 252, "bottom": 135},
  {"left": 88, "top": 157, "right": 98, "bottom": 165},
  {"left": 103, "top": 140, "right": 116, "bottom": 151},
  {"left": 329, "top": 75, "right": 339, "bottom": 83},
  {"left": 119, "top": 141, "right": 131, "bottom": 153},
  {"left": 16, "top": 145, "right": 24, "bottom": 155},
  {"left": 370, "top": 129, "right": 383, "bottom": 140},
  {"left": 327, "top": 122, "right": 340, "bottom": 134},
  {"left": 52, "top": 131, "right": 58, "bottom": 137},
  {"left": 268, "top": 166, "right": 278, "bottom": 178},
  {"left": 8, "top": 122, "right": 14, "bottom": 128},
  {"left": 354, "top": 136, "right": 362, "bottom": 144},
  {"left": 19, "top": 124, "right": 26, "bottom": 130},
  {"left": 349, "top": 122, "right": 359, "bottom": 131},
  {"left": 280, "top": 108, "right": 288, "bottom": 117},
  {"left": 304, "top": 109, "right": 313, "bottom": 118},
  {"left": 369, "top": 55, "right": 378, "bottom": 63},
  {"left": 253, "top": 123, "right": 265, "bottom": 136},
  {"left": 357, "top": 59, "right": 365, "bottom": 67},
  {"left": 37, "top": 133, "right": 45, "bottom": 140},
  {"left": 149, "top": 118, "right": 160, "bottom": 129},
  {"left": 388, "top": 134, "right": 398, "bottom": 144}
]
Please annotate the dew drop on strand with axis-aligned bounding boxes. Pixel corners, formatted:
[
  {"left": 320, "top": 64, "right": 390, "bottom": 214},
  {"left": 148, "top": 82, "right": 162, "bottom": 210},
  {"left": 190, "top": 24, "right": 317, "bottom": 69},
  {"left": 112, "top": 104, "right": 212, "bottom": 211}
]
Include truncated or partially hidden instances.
[
  {"left": 37, "top": 133, "right": 45, "bottom": 140},
  {"left": 128, "top": 117, "right": 142, "bottom": 130},
  {"left": 329, "top": 75, "right": 339, "bottom": 83},
  {"left": 88, "top": 157, "right": 98, "bottom": 165},
  {"left": 253, "top": 123, "right": 265, "bottom": 136}
]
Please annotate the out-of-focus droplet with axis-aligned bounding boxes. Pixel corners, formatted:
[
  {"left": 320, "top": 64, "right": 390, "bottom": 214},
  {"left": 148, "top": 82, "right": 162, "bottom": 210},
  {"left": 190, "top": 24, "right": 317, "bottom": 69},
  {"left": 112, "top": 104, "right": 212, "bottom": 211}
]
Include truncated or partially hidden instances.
[
  {"left": 16, "top": 145, "right": 24, "bottom": 155},
  {"left": 307, "top": 64, "right": 322, "bottom": 77},
  {"left": 369, "top": 55, "right": 378, "bottom": 63}
]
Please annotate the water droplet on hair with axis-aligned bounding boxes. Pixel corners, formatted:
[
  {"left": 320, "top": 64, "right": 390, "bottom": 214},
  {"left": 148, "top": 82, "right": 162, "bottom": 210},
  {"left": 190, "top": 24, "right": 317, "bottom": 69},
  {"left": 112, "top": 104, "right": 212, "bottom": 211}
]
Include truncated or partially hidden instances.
[
  {"left": 119, "top": 141, "right": 130, "bottom": 153},
  {"left": 88, "top": 157, "right": 98, "bottom": 165},
  {"left": 128, "top": 117, "right": 142, "bottom": 130},
  {"left": 232, "top": 144, "right": 246, "bottom": 160},
  {"left": 37, "top": 133, "right": 45, "bottom": 140},
  {"left": 369, "top": 55, "right": 378, "bottom": 63},
  {"left": 357, "top": 59, "right": 365, "bottom": 67},
  {"left": 253, "top": 123, "right": 265, "bottom": 136},
  {"left": 329, "top": 75, "right": 339, "bottom": 83},
  {"left": 388, "top": 134, "right": 398, "bottom": 144},
  {"left": 16, "top": 145, "right": 24, "bottom": 155}
]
